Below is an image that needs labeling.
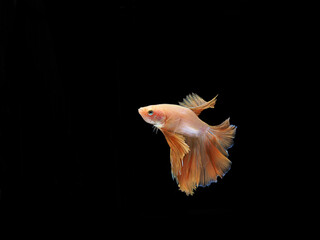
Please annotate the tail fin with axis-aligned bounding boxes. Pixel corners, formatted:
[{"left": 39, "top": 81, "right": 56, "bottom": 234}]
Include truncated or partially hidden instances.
[
  {"left": 209, "top": 118, "right": 236, "bottom": 155},
  {"left": 176, "top": 118, "right": 236, "bottom": 195}
]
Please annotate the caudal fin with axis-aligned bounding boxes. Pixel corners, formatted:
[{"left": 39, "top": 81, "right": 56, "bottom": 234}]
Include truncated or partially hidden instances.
[
  {"left": 176, "top": 118, "right": 236, "bottom": 195},
  {"left": 209, "top": 118, "right": 236, "bottom": 155}
]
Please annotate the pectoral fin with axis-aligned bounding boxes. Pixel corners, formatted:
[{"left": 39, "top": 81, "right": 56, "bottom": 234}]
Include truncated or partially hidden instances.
[{"left": 160, "top": 129, "right": 190, "bottom": 178}]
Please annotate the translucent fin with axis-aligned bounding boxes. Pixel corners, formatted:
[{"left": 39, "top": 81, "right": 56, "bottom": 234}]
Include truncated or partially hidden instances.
[
  {"left": 173, "top": 119, "right": 236, "bottom": 195},
  {"left": 179, "top": 93, "right": 218, "bottom": 116},
  {"left": 160, "top": 129, "right": 190, "bottom": 178},
  {"left": 209, "top": 118, "right": 237, "bottom": 153}
]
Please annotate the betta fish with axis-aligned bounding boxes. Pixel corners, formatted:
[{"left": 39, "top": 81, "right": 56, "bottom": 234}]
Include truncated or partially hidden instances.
[{"left": 138, "top": 93, "right": 236, "bottom": 195}]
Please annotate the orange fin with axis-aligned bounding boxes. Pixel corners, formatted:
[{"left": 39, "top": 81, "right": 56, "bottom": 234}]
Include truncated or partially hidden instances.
[
  {"left": 160, "top": 129, "right": 190, "bottom": 178},
  {"left": 179, "top": 93, "right": 218, "bottom": 116},
  {"left": 209, "top": 118, "right": 236, "bottom": 154},
  {"left": 174, "top": 119, "right": 236, "bottom": 195}
]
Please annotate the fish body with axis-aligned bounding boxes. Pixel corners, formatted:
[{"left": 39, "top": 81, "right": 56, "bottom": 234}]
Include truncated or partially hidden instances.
[
  {"left": 143, "top": 104, "right": 207, "bottom": 137},
  {"left": 138, "top": 93, "right": 236, "bottom": 195}
]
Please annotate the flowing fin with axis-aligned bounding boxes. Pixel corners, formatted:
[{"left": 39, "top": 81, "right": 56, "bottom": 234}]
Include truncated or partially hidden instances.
[
  {"left": 209, "top": 118, "right": 236, "bottom": 153},
  {"left": 179, "top": 93, "right": 218, "bottom": 116},
  {"left": 174, "top": 119, "right": 236, "bottom": 195},
  {"left": 160, "top": 129, "right": 190, "bottom": 178}
]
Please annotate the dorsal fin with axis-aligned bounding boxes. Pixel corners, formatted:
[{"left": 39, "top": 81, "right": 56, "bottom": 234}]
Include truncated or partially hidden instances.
[{"left": 179, "top": 93, "right": 218, "bottom": 116}]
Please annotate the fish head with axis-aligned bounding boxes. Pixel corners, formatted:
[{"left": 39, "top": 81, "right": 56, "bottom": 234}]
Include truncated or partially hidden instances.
[{"left": 138, "top": 105, "right": 166, "bottom": 128}]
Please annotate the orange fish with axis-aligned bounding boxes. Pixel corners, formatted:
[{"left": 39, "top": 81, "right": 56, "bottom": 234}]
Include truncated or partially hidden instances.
[{"left": 138, "top": 93, "right": 236, "bottom": 195}]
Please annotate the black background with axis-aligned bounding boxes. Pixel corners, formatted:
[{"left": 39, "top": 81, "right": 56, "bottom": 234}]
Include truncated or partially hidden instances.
[
  {"left": 116, "top": 0, "right": 291, "bottom": 220},
  {"left": 0, "top": 0, "right": 307, "bottom": 226}
]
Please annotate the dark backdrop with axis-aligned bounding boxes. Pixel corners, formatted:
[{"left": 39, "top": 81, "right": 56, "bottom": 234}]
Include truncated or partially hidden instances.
[
  {"left": 0, "top": 0, "right": 111, "bottom": 223},
  {"left": 116, "top": 0, "right": 288, "bottom": 220},
  {"left": 117, "top": 0, "right": 308, "bottom": 221},
  {"left": 0, "top": 0, "right": 302, "bottom": 225}
]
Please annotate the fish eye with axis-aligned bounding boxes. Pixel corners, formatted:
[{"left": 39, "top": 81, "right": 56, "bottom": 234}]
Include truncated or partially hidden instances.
[{"left": 148, "top": 110, "right": 153, "bottom": 116}]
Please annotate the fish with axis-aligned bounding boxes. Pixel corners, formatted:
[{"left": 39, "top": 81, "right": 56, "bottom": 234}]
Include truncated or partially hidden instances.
[{"left": 138, "top": 93, "right": 236, "bottom": 195}]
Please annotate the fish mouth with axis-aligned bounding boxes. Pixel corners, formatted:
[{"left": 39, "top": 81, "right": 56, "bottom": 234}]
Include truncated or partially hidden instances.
[
  {"left": 138, "top": 107, "right": 146, "bottom": 118},
  {"left": 138, "top": 107, "right": 152, "bottom": 124}
]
